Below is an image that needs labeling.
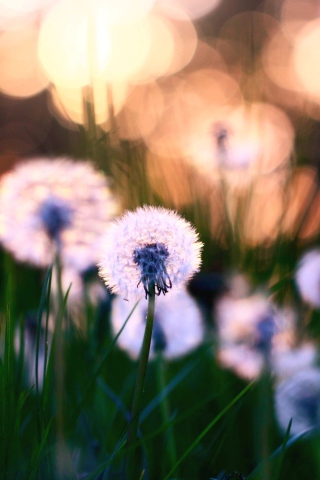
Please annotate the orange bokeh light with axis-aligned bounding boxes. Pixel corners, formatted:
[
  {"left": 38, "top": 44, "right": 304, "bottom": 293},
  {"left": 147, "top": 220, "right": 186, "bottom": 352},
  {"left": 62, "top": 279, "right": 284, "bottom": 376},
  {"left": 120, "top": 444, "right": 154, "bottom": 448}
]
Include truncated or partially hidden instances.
[
  {"left": 0, "top": 27, "right": 48, "bottom": 97},
  {"left": 158, "top": 0, "right": 221, "bottom": 20},
  {"left": 293, "top": 19, "right": 320, "bottom": 104},
  {"left": 51, "top": 81, "right": 127, "bottom": 127},
  {"left": 111, "top": 82, "right": 164, "bottom": 140},
  {"left": 38, "top": 0, "right": 112, "bottom": 88},
  {"left": 182, "top": 102, "right": 294, "bottom": 181}
]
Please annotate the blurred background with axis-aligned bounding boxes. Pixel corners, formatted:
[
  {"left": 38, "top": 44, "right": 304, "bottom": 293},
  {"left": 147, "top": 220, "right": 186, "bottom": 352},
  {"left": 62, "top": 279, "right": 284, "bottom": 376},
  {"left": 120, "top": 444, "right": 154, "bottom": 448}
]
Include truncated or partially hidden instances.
[{"left": 1, "top": 0, "right": 320, "bottom": 479}]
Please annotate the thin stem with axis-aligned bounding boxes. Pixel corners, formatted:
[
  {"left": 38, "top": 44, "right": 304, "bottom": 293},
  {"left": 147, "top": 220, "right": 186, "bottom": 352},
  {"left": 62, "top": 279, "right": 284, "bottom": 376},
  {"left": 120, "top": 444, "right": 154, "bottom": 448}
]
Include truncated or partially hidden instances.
[
  {"left": 155, "top": 353, "right": 177, "bottom": 477},
  {"left": 53, "top": 252, "right": 69, "bottom": 478},
  {"left": 83, "top": 85, "right": 99, "bottom": 163},
  {"left": 124, "top": 287, "right": 156, "bottom": 480}
]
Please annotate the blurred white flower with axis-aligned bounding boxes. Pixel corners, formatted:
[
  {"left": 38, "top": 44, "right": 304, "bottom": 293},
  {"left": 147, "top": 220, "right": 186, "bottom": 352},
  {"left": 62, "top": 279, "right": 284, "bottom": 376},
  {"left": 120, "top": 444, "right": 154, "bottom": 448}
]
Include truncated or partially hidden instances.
[
  {"left": 0, "top": 158, "right": 119, "bottom": 270},
  {"left": 274, "top": 367, "right": 320, "bottom": 437},
  {"left": 272, "top": 342, "right": 318, "bottom": 380},
  {"left": 111, "top": 289, "right": 204, "bottom": 359},
  {"left": 211, "top": 122, "right": 261, "bottom": 170},
  {"left": 98, "top": 205, "right": 202, "bottom": 300},
  {"left": 295, "top": 249, "right": 320, "bottom": 308},
  {"left": 215, "top": 288, "right": 295, "bottom": 380}
]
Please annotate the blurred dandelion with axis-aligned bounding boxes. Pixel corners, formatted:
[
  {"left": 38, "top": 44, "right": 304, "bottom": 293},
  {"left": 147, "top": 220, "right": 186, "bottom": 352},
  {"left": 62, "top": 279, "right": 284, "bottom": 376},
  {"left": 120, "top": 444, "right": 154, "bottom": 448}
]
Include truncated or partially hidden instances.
[
  {"left": 272, "top": 342, "right": 318, "bottom": 380},
  {"left": 295, "top": 249, "right": 320, "bottom": 308},
  {"left": 111, "top": 288, "right": 204, "bottom": 359},
  {"left": 0, "top": 158, "right": 119, "bottom": 270},
  {"left": 215, "top": 277, "right": 295, "bottom": 380},
  {"left": 274, "top": 367, "right": 320, "bottom": 437},
  {"left": 98, "top": 205, "right": 202, "bottom": 300}
]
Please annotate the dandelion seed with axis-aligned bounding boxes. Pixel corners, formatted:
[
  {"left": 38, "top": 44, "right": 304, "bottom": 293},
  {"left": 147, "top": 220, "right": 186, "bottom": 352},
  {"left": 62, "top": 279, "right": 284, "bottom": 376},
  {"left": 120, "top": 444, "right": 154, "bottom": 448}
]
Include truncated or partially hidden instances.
[
  {"left": 275, "top": 367, "right": 320, "bottom": 437},
  {"left": 111, "top": 289, "right": 204, "bottom": 359},
  {"left": 295, "top": 249, "right": 320, "bottom": 308},
  {"left": 0, "top": 158, "right": 119, "bottom": 270},
  {"left": 98, "top": 205, "right": 203, "bottom": 300}
]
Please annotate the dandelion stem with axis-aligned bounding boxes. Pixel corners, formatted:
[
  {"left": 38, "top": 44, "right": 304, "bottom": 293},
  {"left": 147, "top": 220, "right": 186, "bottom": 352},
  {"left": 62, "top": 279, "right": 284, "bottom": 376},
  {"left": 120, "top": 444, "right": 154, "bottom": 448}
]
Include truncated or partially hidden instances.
[
  {"left": 124, "top": 285, "right": 156, "bottom": 480},
  {"left": 155, "top": 353, "right": 178, "bottom": 476},
  {"left": 53, "top": 252, "right": 70, "bottom": 478}
]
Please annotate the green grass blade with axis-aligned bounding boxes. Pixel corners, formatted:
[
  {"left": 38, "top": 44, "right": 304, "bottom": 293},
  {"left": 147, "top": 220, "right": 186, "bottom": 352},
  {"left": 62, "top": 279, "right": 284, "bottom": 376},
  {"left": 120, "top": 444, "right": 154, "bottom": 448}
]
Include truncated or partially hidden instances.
[
  {"left": 0, "top": 306, "right": 15, "bottom": 476},
  {"left": 140, "top": 358, "right": 199, "bottom": 422},
  {"left": 68, "top": 301, "right": 139, "bottom": 428},
  {"left": 163, "top": 381, "right": 254, "bottom": 480},
  {"left": 271, "top": 418, "right": 292, "bottom": 480},
  {"left": 35, "top": 266, "right": 52, "bottom": 440},
  {"left": 84, "top": 389, "right": 227, "bottom": 479},
  {"left": 42, "top": 283, "right": 71, "bottom": 409},
  {"left": 42, "top": 268, "right": 52, "bottom": 392},
  {"left": 247, "top": 422, "right": 313, "bottom": 480},
  {"left": 27, "top": 419, "right": 53, "bottom": 479},
  {"left": 35, "top": 266, "right": 52, "bottom": 402}
]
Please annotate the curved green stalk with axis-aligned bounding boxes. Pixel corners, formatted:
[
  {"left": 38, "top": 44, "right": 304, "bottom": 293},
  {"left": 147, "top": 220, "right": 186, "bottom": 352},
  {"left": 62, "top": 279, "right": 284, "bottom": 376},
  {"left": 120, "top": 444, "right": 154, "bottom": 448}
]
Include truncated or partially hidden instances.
[{"left": 124, "top": 288, "right": 156, "bottom": 480}]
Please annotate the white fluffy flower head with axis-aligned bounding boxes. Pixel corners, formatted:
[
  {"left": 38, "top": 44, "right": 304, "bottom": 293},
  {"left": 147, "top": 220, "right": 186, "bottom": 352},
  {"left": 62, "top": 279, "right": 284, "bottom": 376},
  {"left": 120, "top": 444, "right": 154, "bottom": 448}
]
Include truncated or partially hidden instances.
[
  {"left": 275, "top": 367, "right": 320, "bottom": 437},
  {"left": 0, "top": 158, "right": 119, "bottom": 270},
  {"left": 98, "top": 206, "right": 203, "bottom": 300},
  {"left": 215, "top": 288, "right": 296, "bottom": 380}
]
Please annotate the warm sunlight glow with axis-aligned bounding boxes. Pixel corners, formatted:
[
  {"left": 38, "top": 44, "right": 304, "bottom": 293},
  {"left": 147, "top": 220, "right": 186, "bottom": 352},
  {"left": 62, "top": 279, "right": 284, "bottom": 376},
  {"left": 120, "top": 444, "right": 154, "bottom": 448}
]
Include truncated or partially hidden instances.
[
  {"left": 293, "top": 19, "right": 320, "bottom": 104},
  {"left": 161, "top": 9, "right": 198, "bottom": 76},
  {"left": 144, "top": 69, "right": 242, "bottom": 159},
  {"left": 91, "top": 0, "right": 155, "bottom": 25},
  {"left": 283, "top": 167, "right": 320, "bottom": 240},
  {"left": 183, "top": 102, "right": 294, "bottom": 181},
  {"left": 130, "top": 14, "right": 175, "bottom": 83},
  {"left": 110, "top": 83, "right": 164, "bottom": 140},
  {"left": 51, "top": 81, "right": 127, "bottom": 126},
  {"left": 38, "top": 0, "right": 112, "bottom": 88},
  {"left": 158, "top": 0, "right": 221, "bottom": 20},
  {"left": 0, "top": 27, "right": 48, "bottom": 97},
  {"left": 242, "top": 177, "right": 284, "bottom": 246}
]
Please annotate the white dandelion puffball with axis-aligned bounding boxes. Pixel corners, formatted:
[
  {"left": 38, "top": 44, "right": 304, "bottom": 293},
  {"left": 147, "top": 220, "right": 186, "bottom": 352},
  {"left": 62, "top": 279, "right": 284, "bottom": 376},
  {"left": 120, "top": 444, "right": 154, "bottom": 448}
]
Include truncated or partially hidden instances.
[
  {"left": 0, "top": 158, "right": 119, "bottom": 270},
  {"left": 272, "top": 343, "right": 318, "bottom": 380},
  {"left": 111, "top": 289, "right": 204, "bottom": 360},
  {"left": 275, "top": 368, "right": 320, "bottom": 437},
  {"left": 98, "top": 205, "right": 203, "bottom": 300},
  {"left": 215, "top": 291, "right": 296, "bottom": 380},
  {"left": 295, "top": 249, "right": 320, "bottom": 308}
]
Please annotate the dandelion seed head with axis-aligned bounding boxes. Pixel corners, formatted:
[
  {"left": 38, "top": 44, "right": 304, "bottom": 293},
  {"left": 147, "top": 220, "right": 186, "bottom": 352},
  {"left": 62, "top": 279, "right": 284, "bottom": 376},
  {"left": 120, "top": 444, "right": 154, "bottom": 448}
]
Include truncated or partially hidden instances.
[
  {"left": 0, "top": 158, "right": 119, "bottom": 269},
  {"left": 98, "top": 206, "right": 202, "bottom": 300},
  {"left": 111, "top": 288, "right": 204, "bottom": 360},
  {"left": 133, "top": 242, "right": 171, "bottom": 298},
  {"left": 38, "top": 195, "right": 73, "bottom": 241},
  {"left": 275, "top": 367, "right": 320, "bottom": 436},
  {"left": 215, "top": 285, "right": 296, "bottom": 380}
]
